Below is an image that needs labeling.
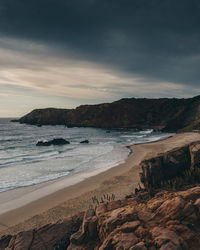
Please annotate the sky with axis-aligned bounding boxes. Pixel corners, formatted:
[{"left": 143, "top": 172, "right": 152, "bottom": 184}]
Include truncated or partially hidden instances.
[{"left": 0, "top": 0, "right": 200, "bottom": 117}]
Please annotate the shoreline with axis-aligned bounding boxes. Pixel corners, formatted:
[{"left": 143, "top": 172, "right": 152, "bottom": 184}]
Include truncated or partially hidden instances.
[
  {"left": 1, "top": 132, "right": 200, "bottom": 236},
  {"left": 0, "top": 146, "right": 132, "bottom": 215},
  {"left": 0, "top": 134, "right": 171, "bottom": 214}
]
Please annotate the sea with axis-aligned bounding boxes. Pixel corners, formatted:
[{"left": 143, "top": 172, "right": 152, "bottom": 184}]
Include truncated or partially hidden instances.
[{"left": 0, "top": 118, "right": 173, "bottom": 193}]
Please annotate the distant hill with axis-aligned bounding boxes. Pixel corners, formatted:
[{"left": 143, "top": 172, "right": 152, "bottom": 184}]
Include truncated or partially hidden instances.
[{"left": 17, "top": 96, "right": 200, "bottom": 132}]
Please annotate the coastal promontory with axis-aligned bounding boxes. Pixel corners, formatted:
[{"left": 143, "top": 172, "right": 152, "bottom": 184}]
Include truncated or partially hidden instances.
[{"left": 17, "top": 96, "right": 200, "bottom": 132}]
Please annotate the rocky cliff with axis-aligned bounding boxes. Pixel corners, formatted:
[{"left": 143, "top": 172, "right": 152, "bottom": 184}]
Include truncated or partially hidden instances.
[
  {"left": 17, "top": 96, "right": 200, "bottom": 131},
  {"left": 1, "top": 186, "right": 200, "bottom": 249},
  {"left": 140, "top": 141, "right": 200, "bottom": 191},
  {"left": 1, "top": 141, "right": 200, "bottom": 249}
]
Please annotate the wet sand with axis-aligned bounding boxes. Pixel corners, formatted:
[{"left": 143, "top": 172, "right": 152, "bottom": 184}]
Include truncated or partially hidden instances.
[{"left": 0, "top": 132, "right": 200, "bottom": 236}]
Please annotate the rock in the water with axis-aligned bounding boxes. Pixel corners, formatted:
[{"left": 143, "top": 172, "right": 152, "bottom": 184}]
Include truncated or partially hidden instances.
[
  {"left": 10, "top": 119, "right": 19, "bottom": 122},
  {"left": 36, "top": 138, "right": 70, "bottom": 146},
  {"left": 80, "top": 140, "right": 89, "bottom": 144}
]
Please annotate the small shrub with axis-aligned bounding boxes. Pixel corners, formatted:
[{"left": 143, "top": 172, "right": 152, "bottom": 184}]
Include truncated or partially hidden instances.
[{"left": 91, "top": 193, "right": 115, "bottom": 205}]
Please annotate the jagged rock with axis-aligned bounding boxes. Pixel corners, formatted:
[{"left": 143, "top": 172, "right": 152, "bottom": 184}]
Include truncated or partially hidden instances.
[
  {"left": 11, "top": 231, "right": 34, "bottom": 250},
  {"left": 150, "top": 227, "right": 187, "bottom": 249},
  {"left": 100, "top": 232, "right": 139, "bottom": 249},
  {"left": 2, "top": 186, "right": 200, "bottom": 249},
  {"left": 67, "top": 186, "right": 200, "bottom": 249},
  {"left": 130, "top": 242, "right": 147, "bottom": 250},
  {"left": 70, "top": 209, "right": 97, "bottom": 245},
  {"left": 68, "top": 209, "right": 98, "bottom": 249},
  {"left": 155, "top": 196, "right": 185, "bottom": 220},
  {"left": 147, "top": 197, "right": 164, "bottom": 211},
  {"left": 36, "top": 138, "right": 70, "bottom": 146},
  {"left": 98, "top": 205, "right": 137, "bottom": 241},
  {"left": 137, "top": 210, "right": 154, "bottom": 222},
  {"left": 178, "top": 186, "right": 200, "bottom": 199},
  {"left": 0, "top": 235, "right": 12, "bottom": 249},
  {"left": 10, "top": 119, "right": 19, "bottom": 122},
  {"left": 0, "top": 214, "right": 83, "bottom": 250},
  {"left": 189, "top": 142, "right": 200, "bottom": 168}
]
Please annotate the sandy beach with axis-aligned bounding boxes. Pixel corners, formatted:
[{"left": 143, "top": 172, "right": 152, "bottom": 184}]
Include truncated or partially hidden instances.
[{"left": 0, "top": 132, "right": 200, "bottom": 236}]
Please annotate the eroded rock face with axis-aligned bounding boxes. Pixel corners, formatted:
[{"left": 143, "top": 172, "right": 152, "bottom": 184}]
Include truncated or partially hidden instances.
[
  {"left": 1, "top": 186, "right": 200, "bottom": 249},
  {"left": 140, "top": 141, "right": 200, "bottom": 190},
  {"left": 0, "top": 213, "right": 83, "bottom": 250},
  {"left": 190, "top": 142, "right": 200, "bottom": 168}
]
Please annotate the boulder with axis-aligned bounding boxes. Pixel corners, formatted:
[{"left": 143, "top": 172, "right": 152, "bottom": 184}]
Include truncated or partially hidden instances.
[{"left": 10, "top": 119, "right": 19, "bottom": 122}]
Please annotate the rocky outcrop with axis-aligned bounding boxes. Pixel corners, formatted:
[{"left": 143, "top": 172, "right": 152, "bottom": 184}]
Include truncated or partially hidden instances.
[
  {"left": 16, "top": 96, "right": 200, "bottom": 132},
  {"left": 80, "top": 140, "right": 89, "bottom": 144},
  {"left": 18, "top": 108, "right": 70, "bottom": 126},
  {"left": 36, "top": 138, "right": 70, "bottom": 146},
  {"left": 140, "top": 141, "right": 200, "bottom": 190},
  {"left": 0, "top": 213, "right": 83, "bottom": 250},
  {"left": 1, "top": 186, "right": 200, "bottom": 249}
]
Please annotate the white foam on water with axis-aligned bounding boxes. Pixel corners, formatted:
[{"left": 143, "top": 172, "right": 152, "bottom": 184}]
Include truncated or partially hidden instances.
[
  {"left": 0, "top": 119, "right": 174, "bottom": 193},
  {"left": 139, "top": 129, "right": 154, "bottom": 134}
]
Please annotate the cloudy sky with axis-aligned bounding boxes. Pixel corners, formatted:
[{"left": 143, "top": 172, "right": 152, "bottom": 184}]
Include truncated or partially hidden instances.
[{"left": 0, "top": 0, "right": 200, "bottom": 117}]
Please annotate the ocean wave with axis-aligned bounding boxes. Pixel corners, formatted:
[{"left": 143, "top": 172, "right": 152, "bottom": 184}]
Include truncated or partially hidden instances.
[
  {"left": 0, "top": 151, "right": 60, "bottom": 166},
  {"left": 0, "top": 138, "right": 22, "bottom": 143},
  {"left": 145, "top": 134, "right": 173, "bottom": 142},
  {"left": 0, "top": 170, "right": 71, "bottom": 193},
  {"left": 120, "top": 135, "right": 145, "bottom": 138},
  {"left": 0, "top": 145, "right": 29, "bottom": 151},
  {"left": 139, "top": 129, "right": 153, "bottom": 134},
  {"left": 0, "top": 120, "right": 173, "bottom": 192}
]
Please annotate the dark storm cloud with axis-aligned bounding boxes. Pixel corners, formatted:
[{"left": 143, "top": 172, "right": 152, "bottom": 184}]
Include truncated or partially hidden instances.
[{"left": 0, "top": 0, "right": 200, "bottom": 87}]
